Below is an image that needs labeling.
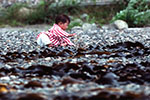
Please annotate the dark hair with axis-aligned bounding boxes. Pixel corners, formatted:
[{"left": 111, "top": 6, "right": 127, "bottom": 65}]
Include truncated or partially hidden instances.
[{"left": 55, "top": 14, "right": 70, "bottom": 24}]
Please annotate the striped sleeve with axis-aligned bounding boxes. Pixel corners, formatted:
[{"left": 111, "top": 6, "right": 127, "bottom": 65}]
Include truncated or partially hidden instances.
[{"left": 55, "top": 26, "right": 70, "bottom": 37}]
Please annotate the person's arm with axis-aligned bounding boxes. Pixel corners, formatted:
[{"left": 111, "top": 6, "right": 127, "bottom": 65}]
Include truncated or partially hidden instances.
[
  {"left": 55, "top": 28, "right": 69, "bottom": 37},
  {"left": 55, "top": 27, "right": 76, "bottom": 38}
]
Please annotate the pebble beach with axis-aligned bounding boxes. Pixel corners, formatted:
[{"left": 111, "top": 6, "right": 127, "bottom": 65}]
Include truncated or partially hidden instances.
[{"left": 0, "top": 24, "right": 150, "bottom": 100}]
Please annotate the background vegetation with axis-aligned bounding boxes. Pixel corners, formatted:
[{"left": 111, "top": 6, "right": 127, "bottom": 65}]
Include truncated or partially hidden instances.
[
  {"left": 0, "top": 0, "right": 124, "bottom": 28},
  {"left": 112, "top": 0, "right": 150, "bottom": 27},
  {"left": 0, "top": 0, "right": 149, "bottom": 28}
]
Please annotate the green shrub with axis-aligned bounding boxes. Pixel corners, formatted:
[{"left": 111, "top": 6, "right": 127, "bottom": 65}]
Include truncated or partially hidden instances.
[
  {"left": 25, "top": 1, "right": 47, "bottom": 24},
  {"left": 0, "top": 0, "right": 123, "bottom": 28},
  {"left": 112, "top": 0, "right": 150, "bottom": 27},
  {"left": 2, "top": 3, "right": 28, "bottom": 20},
  {"left": 0, "top": 3, "right": 28, "bottom": 26},
  {"left": 26, "top": 0, "right": 81, "bottom": 24},
  {"left": 68, "top": 18, "right": 83, "bottom": 29},
  {"left": 0, "top": 0, "right": 82, "bottom": 26}
]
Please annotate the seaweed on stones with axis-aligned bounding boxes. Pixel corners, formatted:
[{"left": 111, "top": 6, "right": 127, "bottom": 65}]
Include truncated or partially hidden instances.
[
  {"left": 22, "top": 65, "right": 53, "bottom": 76},
  {"left": 81, "top": 64, "right": 95, "bottom": 75},
  {"left": 17, "top": 93, "right": 45, "bottom": 100},
  {"left": 24, "top": 80, "right": 43, "bottom": 88},
  {"left": 1, "top": 37, "right": 150, "bottom": 100},
  {"left": 106, "top": 42, "right": 145, "bottom": 50},
  {"left": 95, "top": 72, "right": 119, "bottom": 86},
  {"left": 114, "top": 63, "right": 145, "bottom": 84},
  {"left": 61, "top": 77, "right": 83, "bottom": 85},
  {"left": 69, "top": 72, "right": 92, "bottom": 80},
  {"left": 103, "top": 41, "right": 147, "bottom": 58},
  {"left": 57, "top": 49, "right": 74, "bottom": 57},
  {"left": 52, "top": 62, "right": 80, "bottom": 77}
]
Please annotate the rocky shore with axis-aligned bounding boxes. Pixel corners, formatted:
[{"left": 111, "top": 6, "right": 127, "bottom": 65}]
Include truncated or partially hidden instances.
[
  {"left": 0, "top": 24, "right": 150, "bottom": 100},
  {"left": 1, "top": 24, "right": 150, "bottom": 53}
]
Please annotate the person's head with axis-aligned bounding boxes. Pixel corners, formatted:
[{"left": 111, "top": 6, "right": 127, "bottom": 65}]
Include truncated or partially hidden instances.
[{"left": 55, "top": 14, "right": 70, "bottom": 30}]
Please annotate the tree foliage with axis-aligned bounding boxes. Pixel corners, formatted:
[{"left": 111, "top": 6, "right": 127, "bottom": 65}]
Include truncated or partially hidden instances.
[
  {"left": 26, "top": 0, "right": 81, "bottom": 24},
  {"left": 112, "top": 0, "right": 150, "bottom": 27}
]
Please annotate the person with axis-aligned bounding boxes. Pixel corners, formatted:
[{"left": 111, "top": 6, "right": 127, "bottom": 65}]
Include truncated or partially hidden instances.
[{"left": 36, "top": 14, "right": 76, "bottom": 47}]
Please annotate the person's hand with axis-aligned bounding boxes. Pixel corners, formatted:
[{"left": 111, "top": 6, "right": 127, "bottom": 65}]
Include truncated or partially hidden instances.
[
  {"left": 68, "top": 33, "right": 76, "bottom": 37},
  {"left": 60, "top": 43, "right": 67, "bottom": 47},
  {"left": 72, "top": 33, "right": 76, "bottom": 36},
  {"left": 48, "top": 43, "right": 53, "bottom": 47},
  {"left": 70, "top": 33, "right": 76, "bottom": 36}
]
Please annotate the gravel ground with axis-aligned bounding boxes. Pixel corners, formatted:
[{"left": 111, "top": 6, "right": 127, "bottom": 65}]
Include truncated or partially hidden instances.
[
  {"left": 1, "top": 25, "right": 150, "bottom": 53},
  {"left": 0, "top": 25, "right": 150, "bottom": 100}
]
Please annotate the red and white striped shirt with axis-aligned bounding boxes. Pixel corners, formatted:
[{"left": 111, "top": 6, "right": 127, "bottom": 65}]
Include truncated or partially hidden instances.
[{"left": 37, "top": 24, "right": 74, "bottom": 46}]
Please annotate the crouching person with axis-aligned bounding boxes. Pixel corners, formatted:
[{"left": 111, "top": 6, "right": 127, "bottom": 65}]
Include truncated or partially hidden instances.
[{"left": 37, "top": 14, "right": 76, "bottom": 47}]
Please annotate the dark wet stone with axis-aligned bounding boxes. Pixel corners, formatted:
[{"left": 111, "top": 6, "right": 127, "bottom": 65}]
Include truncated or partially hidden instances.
[
  {"left": 0, "top": 93, "right": 15, "bottom": 100},
  {"left": 23, "top": 65, "right": 53, "bottom": 76},
  {"left": 24, "top": 81, "right": 43, "bottom": 88},
  {"left": 61, "top": 77, "right": 83, "bottom": 85},
  {"left": 96, "top": 72, "right": 119, "bottom": 86},
  {"left": 52, "top": 63, "right": 80, "bottom": 77},
  {"left": 17, "top": 93, "right": 46, "bottom": 100}
]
